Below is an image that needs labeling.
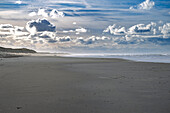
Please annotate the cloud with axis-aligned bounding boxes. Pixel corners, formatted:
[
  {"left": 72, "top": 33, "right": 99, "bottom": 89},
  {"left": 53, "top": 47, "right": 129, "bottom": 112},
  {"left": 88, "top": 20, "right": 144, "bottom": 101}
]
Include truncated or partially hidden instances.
[
  {"left": 104, "top": 22, "right": 157, "bottom": 35},
  {"left": 102, "top": 22, "right": 170, "bottom": 46},
  {"left": 15, "top": 0, "right": 23, "bottom": 4},
  {"left": 138, "top": 0, "right": 155, "bottom": 10},
  {"left": 26, "top": 26, "right": 37, "bottom": 35},
  {"left": 0, "top": 24, "right": 28, "bottom": 36},
  {"left": 28, "top": 12, "right": 37, "bottom": 17},
  {"left": 26, "top": 18, "right": 56, "bottom": 35},
  {"left": 73, "top": 22, "right": 77, "bottom": 25},
  {"left": 0, "top": 20, "right": 169, "bottom": 51},
  {"left": 128, "top": 22, "right": 156, "bottom": 34},
  {"left": 103, "top": 24, "right": 126, "bottom": 35},
  {"left": 130, "top": 0, "right": 155, "bottom": 10},
  {"left": 28, "top": 8, "right": 65, "bottom": 19},
  {"left": 81, "top": 0, "right": 91, "bottom": 8},
  {"left": 159, "top": 23, "right": 170, "bottom": 38},
  {"left": 56, "top": 36, "right": 71, "bottom": 42},
  {"left": 75, "top": 28, "right": 87, "bottom": 34},
  {"left": 63, "top": 30, "right": 75, "bottom": 33},
  {"left": 37, "top": 9, "right": 48, "bottom": 17},
  {"left": 25, "top": 21, "right": 168, "bottom": 47},
  {"left": 0, "top": 24, "right": 24, "bottom": 33},
  {"left": 50, "top": 9, "right": 65, "bottom": 18},
  {"left": 1, "top": 0, "right": 170, "bottom": 52},
  {"left": 0, "top": 24, "right": 14, "bottom": 36},
  {"left": 35, "top": 31, "right": 71, "bottom": 43},
  {"left": 39, "top": 31, "right": 56, "bottom": 39},
  {"left": 63, "top": 28, "right": 87, "bottom": 34},
  {"left": 76, "top": 36, "right": 111, "bottom": 45},
  {"left": 0, "top": 24, "right": 13, "bottom": 30},
  {"left": 45, "top": 36, "right": 71, "bottom": 43},
  {"left": 0, "top": 24, "right": 32, "bottom": 48}
]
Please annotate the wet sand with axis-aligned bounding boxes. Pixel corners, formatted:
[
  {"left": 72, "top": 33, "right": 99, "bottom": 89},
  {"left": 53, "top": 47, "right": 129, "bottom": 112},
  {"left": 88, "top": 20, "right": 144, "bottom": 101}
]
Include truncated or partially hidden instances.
[{"left": 0, "top": 56, "right": 170, "bottom": 113}]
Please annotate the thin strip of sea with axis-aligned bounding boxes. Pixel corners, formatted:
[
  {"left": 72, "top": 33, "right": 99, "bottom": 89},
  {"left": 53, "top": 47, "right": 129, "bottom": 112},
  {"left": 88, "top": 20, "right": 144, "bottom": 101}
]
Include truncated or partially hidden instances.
[{"left": 63, "top": 53, "right": 170, "bottom": 63}]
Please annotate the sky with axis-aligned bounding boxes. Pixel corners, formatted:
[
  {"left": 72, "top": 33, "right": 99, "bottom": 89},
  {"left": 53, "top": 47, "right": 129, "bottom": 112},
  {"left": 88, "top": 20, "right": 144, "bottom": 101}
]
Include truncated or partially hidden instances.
[{"left": 0, "top": 0, "right": 170, "bottom": 53}]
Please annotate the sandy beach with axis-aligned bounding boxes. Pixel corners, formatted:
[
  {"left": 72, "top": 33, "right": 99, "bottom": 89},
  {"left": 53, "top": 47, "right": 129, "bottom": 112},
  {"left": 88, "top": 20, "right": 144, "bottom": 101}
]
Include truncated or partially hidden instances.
[{"left": 0, "top": 56, "right": 170, "bottom": 113}]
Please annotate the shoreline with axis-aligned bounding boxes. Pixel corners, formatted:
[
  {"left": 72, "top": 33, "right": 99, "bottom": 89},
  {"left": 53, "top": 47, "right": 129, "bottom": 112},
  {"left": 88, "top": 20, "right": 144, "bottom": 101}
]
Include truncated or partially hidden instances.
[
  {"left": 1, "top": 52, "right": 170, "bottom": 64},
  {"left": 0, "top": 52, "right": 23, "bottom": 58}
]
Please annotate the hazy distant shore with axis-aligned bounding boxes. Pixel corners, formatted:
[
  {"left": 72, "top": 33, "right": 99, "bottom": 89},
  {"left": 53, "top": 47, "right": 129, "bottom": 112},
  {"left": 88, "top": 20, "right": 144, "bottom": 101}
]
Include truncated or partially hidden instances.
[
  {"left": 0, "top": 52, "right": 69, "bottom": 58},
  {"left": 0, "top": 52, "right": 23, "bottom": 58}
]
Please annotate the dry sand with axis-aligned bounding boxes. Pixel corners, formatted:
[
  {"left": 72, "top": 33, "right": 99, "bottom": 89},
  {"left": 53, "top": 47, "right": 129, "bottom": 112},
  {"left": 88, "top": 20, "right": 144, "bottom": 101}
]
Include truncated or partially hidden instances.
[{"left": 0, "top": 56, "right": 170, "bottom": 113}]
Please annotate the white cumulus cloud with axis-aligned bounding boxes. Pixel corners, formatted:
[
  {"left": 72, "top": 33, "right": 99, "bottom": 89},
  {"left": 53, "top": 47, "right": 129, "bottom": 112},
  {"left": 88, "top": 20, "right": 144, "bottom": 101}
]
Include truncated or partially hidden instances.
[
  {"left": 50, "top": 9, "right": 65, "bottom": 18},
  {"left": 15, "top": 0, "right": 23, "bottom": 4},
  {"left": 56, "top": 36, "right": 71, "bottom": 42},
  {"left": 28, "top": 9, "right": 65, "bottom": 19},
  {"left": 63, "top": 30, "right": 75, "bottom": 33},
  {"left": 37, "top": 9, "right": 48, "bottom": 17},
  {"left": 104, "top": 22, "right": 157, "bottom": 36},
  {"left": 63, "top": 28, "right": 87, "bottom": 34},
  {"left": 75, "top": 28, "right": 87, "bottom": 34},
  {"left": 76, "top": 36, "right": 111, "bottom": 45},
  {"left": 130, "top": 0, "right": 155, "bottom": 10},
  {"left": 0, "top": 24, "right": 28, "bottom": 36},
  {"left": 103, "top": 24, "right": 126, "bottom": 35},
  {"left": 159, "top": 23, "right": 170, "bottom": 38},
  {"left": 128, "top": 22, "right": 156, "bottom": 34},
  {"left": 26, "top": 18, "right": 56, "bottom": 35},
  {"left": 73, "top": 22, "right": 77, "bottom": 25},
  {"left": 28, "top": 12, "right": 37, "bottom": 17}
]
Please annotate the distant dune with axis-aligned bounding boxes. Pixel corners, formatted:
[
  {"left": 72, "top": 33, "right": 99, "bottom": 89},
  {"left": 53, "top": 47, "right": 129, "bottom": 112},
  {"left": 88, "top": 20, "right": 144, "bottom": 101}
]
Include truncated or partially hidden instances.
[
  {"left": 0, "top": 46, "right": 36, "bottom": 58},
  {"left": 0, "top": 47, "right": 36, "bottom": 53}
]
